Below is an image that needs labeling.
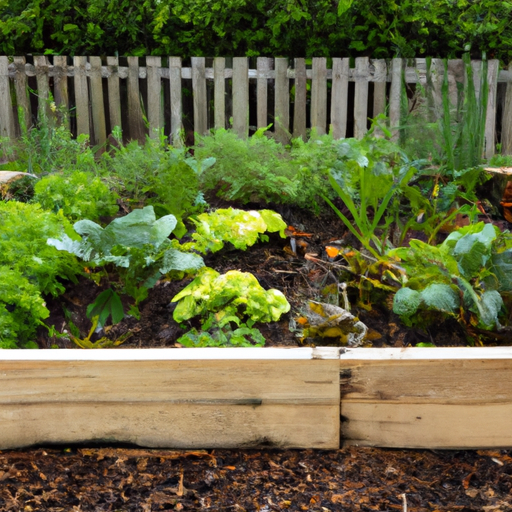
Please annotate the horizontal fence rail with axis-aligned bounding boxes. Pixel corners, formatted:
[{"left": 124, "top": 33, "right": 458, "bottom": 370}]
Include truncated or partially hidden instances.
[{"left": 1, "top": 56, "right": 511, "bottom": 156}]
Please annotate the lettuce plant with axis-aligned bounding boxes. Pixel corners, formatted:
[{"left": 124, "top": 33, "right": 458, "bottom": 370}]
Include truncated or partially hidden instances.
[
  {"left": 389, "top": 222, "right": 512, "bottom": 333},
  {"left": 172, "top": 267, "right": 291, "bottom": 347}
]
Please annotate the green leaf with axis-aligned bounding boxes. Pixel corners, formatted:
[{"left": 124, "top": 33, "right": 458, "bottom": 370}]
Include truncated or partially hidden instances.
[
  {"left": 160, "top": 248, "right": 204, "bottom": 274},
  {"left": 420, "top": 283, "right": 459, "bottom": 314},
  {"left": 478, "top": 290, "right": 503, "bottom": 327},
  {"left": 86, "top": 288, "right": 125, "bottom": 327},
  {"left": 393, "top": 287, "right": 421, "bottom": 317}
]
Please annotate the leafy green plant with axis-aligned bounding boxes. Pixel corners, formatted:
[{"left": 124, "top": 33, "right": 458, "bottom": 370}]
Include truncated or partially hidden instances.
[
  {"left": 389, "top": 222, "right": 512, "bottom": 335},
  {"left": 34, "top": 171, "right": 119, "bottom": 222},
  {"left": 100, "top": 129, "right": 213, "bottom": 237},
  {"left": 48, "top": 205, "right": 204, "bottom": 326},
  {"left": 0, "top": 201, "right": 81, "bottom": 297},
  {"left": 0, "top": 266, "right": 47, "bottom": 349},
  {"left": 172, "top": 267, "right": 291, "bottom": 347},
  {"left": 185, "top": 208, "right": 287, "bottom": 254}
]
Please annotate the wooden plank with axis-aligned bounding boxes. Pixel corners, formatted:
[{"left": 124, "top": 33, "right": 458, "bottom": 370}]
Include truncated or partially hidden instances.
[
  {"left": 192, "top": 57, "right": 207, "bottom": 136},
  {"left": 447, "top": 59, "right": 463, "bottom": 109},
  {"left": 354, "top": 57, "right": 369, "bottom": 138},
  {"left": 330, "top": 58, "right": 349, "bottom": 139},
  {"left": 274, "top": 57, "right": 289, "bottom": 143},
  {"left": 502, "top": 63, "right": 512, "bottom": 155},
  {"left": 426, "top": 58, "right": 444, "bottom": 122},
  {"left": 127, "top": 56, "right": 146, "bottom": 143},
  {"left": 106, "top": 56, "right": 122, "bottom": 134},
  {"left": 169, "top": 57, "right": 183, "bottom": 146},
  {"left": 73, "top": 56, "right": 90, "bottom": 137},
  {"left": 310, "top": 57, "right": 327, "bottom": 135},
  {"left": 13, "top": 56, "right": 32, "bottom": 131},
  {"left": 0, "top": 56, "right": 14, "bottom": 139},
  {"left": 293, "top": 58, "right": 307, "bottom": 139},
  {"left": 372, "top": 59, "right": 387, "bottom": 117},
  {"left": 0, "top": 348, "right": 340, "bottom": 450},
  {"left": 89, "top": 56, "right": 107, "bottom": 149},
  {"left": 389, "top": 58, "right": 403, "bottom": 140},
  {"left": 485, "top": 59, "right": 500, "bottom": 159},
  {"left": 33, "top": 55, "right": 51, "bottom": 120},
  {"left": 214, "top": 57, "right": 226, "bottom": 130},
  {"left": 52, "top": 55, "right": 69, "bottom": 130},
  {"left": 340, "top": 347, "right": 512, "bottom": 449},
  {"left": 146, "top": 56, "right": 162, "bottom": 138},
  {"left": 257, "top": 57, "right": 270, "bottom": 130},
  {"left": 232, "top": 57, "right": 249, "bottom": 138}
]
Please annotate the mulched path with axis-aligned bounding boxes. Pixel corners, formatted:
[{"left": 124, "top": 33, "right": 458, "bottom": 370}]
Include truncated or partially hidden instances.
[{"left": 1, "top": 446, "right": 511, "bottom": 511}]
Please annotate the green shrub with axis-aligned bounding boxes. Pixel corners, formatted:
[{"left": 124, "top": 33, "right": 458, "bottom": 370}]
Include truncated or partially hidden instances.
[{"left": 34, "top": 171, "right": 119, "bottom": 222}]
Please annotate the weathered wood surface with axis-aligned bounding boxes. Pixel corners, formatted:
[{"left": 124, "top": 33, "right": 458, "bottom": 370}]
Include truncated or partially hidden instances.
[
  {"left": 354, "top": 57, "right": 369, "bottom": 139},
  {"left": 232, "top": 57, "right": 249, "bottom": 138},
  {"left": 503, "top": 63, "right": 512, "bottom": 155},
  {"left": 0, "top": 348, "right": 340, "bottom": 450},
  {"left": 485, "top": 59, "right": 500, "bottom": 159},
  {"left": 214, "top": 57, "right": 226, "bottom": 130},
  {"left": 0, "top": 56, "right": 14, "bottom": 139},
  {"left": 192, "top": 57, "right": 207, "bottom": 136},
  {"left": 310, "top": 57, "right": 327, "bottom": 135},
  {"left": 127, "top": 56, "right": 146, "bottom": 142},
  {"left": 89, "top": 56, "right": 107, "bottom": 148},
  {"left": 274, "top": 57, "right": 289, "bottom": 143},
  {"left": 73, "top": 56, "right": 90, "bottom": 137},
  {"left": 292, "top": 58, "right": 307, "bottom": 139},
  {"left": 340, "top": 347, "right": 512, "bottom": 449},
  {"left": 331, "top": 58, "right": 349, "bottom": 139},
  {"left": 53, "top": 55, "right": 70, "bottom": 130},
  {"left": 146, "top": 56, "right": 162, "bottom": 138}
]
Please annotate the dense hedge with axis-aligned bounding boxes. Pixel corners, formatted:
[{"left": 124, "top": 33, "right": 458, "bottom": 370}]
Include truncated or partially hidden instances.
[{"left": 1, "top": 0, "right": 511, "bottom": 63}]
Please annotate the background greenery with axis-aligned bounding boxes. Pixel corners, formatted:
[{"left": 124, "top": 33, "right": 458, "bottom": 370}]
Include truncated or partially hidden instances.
[{"left": 1, "top": 0, "right": 511, "bottom": 63}]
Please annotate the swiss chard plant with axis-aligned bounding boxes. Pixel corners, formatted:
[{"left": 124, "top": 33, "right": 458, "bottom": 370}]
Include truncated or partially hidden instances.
[
  {"left": 171, "top": 267, "right": 291, "bottom": 347},
  {"left": 389, "top": 222, "right": 512, "bottom": 336}
]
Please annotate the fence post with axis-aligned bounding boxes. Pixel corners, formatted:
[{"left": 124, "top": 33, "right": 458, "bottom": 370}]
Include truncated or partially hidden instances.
[
  {"left": 169, "top": 57, "right": 182, "bottom": 146},
  {"left": 502, "top": 64, "right": 512, "bottom": 155},
  {"left": 389, "top": 58, "right": 403, "bottom": 141},
  {"left": 146, "top": 56, "right": 163, "bottom": 139},
  {"left": 256, "top": 57, "right": 270, "bottom": 130},
  {"left": 274, "top": 57, "right": 289, "bottom": 143},
  {"left": 330, "top": 58, "right": 349, "bottom": 140},
  {"left": 34, "top": 56, "right": 51, "bottom": 120},
  {"left": 90, "top": 56, "right": 107, "bottom": 150},
  {"left": 13, "top": 56, "right": 32, "bottom": 132},
  {"left": 293, "top": 58, "right": 307, "bottom": 140},
  {"left": 0, "top": 56, "right": 14, "bottom": 140},
  {"left": 354, "top": 57, "right": 369, "bottom": 139},
  {"left": 53, "top": 55, "right": 70, "bottom": 131},
  {"left": 127, "top": 57, "right": 146, "bottom": 143},
  {"left": 73, "top": 56, "right": 90, "bottom": 138},
  {"left": 214, "top": 57, "right": 226, "bottom": 130},
  {"left": 484, "top": 60, "right": 499, "bottom": 159},
  {"left": 192, "top": 57, "right": 207, "bottom": 136},
  {"left": 232, "top": 57, "right": 249, "bottom": 138},
  {"left": 107, "top": 56, "right": 122, "bottom": 135}
]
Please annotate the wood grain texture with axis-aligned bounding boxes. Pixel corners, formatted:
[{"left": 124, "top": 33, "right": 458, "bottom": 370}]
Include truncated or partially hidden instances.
[
  {"left": 354, "top": 57, "right": 369, "bottom": 139},
  {"left": 310, "top": 58, "right": 327, "bottom": 135},
  {"left": 127, "top": 56, "right": 146, "bottom": 143},
  {"left": 73, "top": 56, "right": 90, "bottom": 137},
  {"left": 192, "top": 57, "right": 207, "bottom": 136},
  {"left": 330, "top": 58, "right": 349, "bottom": 139},
  {"left": 12, "top": 57, "right": 31, "bottom": 132},
  {"left": 293, "top": 58, "right": 307, "bottom": 139},
  {"left": 485, "top": 59, "right": 500, "bottom": 159},
  {"left": 0, "top": 56, "right": 15, "bottom": 138},
  {"left": 232, "top": 57, "right": 249, "bottom": 138},
  {"left": 146, "top": 56, "right": 162, "bottom": 138},
  {"left": 0, "top": 352, "right": 340, "bottom": 450},
  {"left": 106, "top": 56, "right": 122, "bottom": 133},
  {"left": 169, "top": 57, "right": 183, "bottom": 146},
  {"left": 34, "top": 56, "right": 51, "bottom": 120},
  {"left": 340, "top": 347, "right": 512, "bottom": 448},
  {"left": 502, "top": 63, "right": 512, "bottom": 155},
  {"left": 214, "top": 57, "right": 226, "bottom": 129},
  {"left": 89, "top": 56, "right": 107, "bottom": 148},
  {"left": 274, "top": 57, "right": 289, "bottom": 144},
  {"left": 389, "top": 58, "right": 403, "bottom": 140},
  {"left": 52, "top": 55, "right": 70, "bottom": 130},
  {"left": 256, "top": 57, "right": 270, "bottom": 129}
]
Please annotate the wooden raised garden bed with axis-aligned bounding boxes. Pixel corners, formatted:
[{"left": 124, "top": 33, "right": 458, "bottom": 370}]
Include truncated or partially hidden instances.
[{"left": 1, "top": 346, "right": 512, "bottom": 450}]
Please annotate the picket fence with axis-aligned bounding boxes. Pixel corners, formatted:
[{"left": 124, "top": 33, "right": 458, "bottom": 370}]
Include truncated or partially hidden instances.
[{"left": 1, "top": 56, "right": 512, "bottom": 156}]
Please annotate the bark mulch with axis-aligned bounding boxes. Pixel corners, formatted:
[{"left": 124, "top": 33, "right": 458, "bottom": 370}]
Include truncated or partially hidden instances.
[{"left": 1, "top": 446, "right": 511, "bottom": 511}]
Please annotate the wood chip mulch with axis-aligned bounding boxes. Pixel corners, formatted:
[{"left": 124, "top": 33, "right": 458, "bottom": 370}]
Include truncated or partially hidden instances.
[{"left": 1, "top": 446, "right": 511, "bottom": 511}]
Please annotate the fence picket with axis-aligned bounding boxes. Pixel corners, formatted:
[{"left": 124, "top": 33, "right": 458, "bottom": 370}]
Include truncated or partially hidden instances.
[
  {"left": 192, "top": 57, "right": 207, "bottom": 137},
  {"left": 257, "top": 57, "right": 270, "bottom": 130},
  {"left": 214, "top": 57, "right": 226, "bottom": 130},
  {"left": 0, "top": 56, "right": 14, "bottom": 139},
  {"left": 106, "top": 56, "right": 122, "bottom": 134},
  {"left": 293, "top": 58, "right": 307, "bottom": 140},
  {"left": 34, "top": 56, "right": 51, "bottom": 119},
  {"left": 372, "top": 59, "right": 387, "bottom": 137},
  {"left": 146, "top": 56, "right": 162, "bottom": 139},
  {"left": 73, "top": 56, "right": 90, "bottom": 137},
  {"left": 275, "top": 58, "right": 289, "bottom": 143},
  {"left": 233, "top": 57, "right": 249, "bottom": 138},
  {"left": 502, "top": 64, "right": 512, "bottom": 155},
  {"left": 354, "top": 57, "right": 369, "bottom": 138},
  {"left": 127, "top": 57, "right": 146, "bottom": 143},
  {"left": 311, "top": 58, "right": 327, "bottom": 135},
  {"left": 13, "top": 56, "right": 31, "bottom": 132},
  {"left": 485, "top": 60, "right": 500, "bottom": 159},
  {"left": 169, "top": 57, "right": 182, "bottom": 146},
  {"left": 89, "top": 56, "right": 107, "bottom": 150},
  {"left": 331, "top": 58, "right": 349, "bottom": 139},
  {"left": 389, "top": 58, "right": 403, "bottom": 140},
  {"left": 53, "top": 56, "right": 70, "bottom": 130}
]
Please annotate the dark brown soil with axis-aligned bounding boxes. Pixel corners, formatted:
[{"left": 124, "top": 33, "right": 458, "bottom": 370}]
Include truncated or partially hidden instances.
[
  {"left": 1, "top": 446, "right": 511, "bottom": 511},
  {"left": 38, "top": 204, "right": 476, "bottom": 349}
]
